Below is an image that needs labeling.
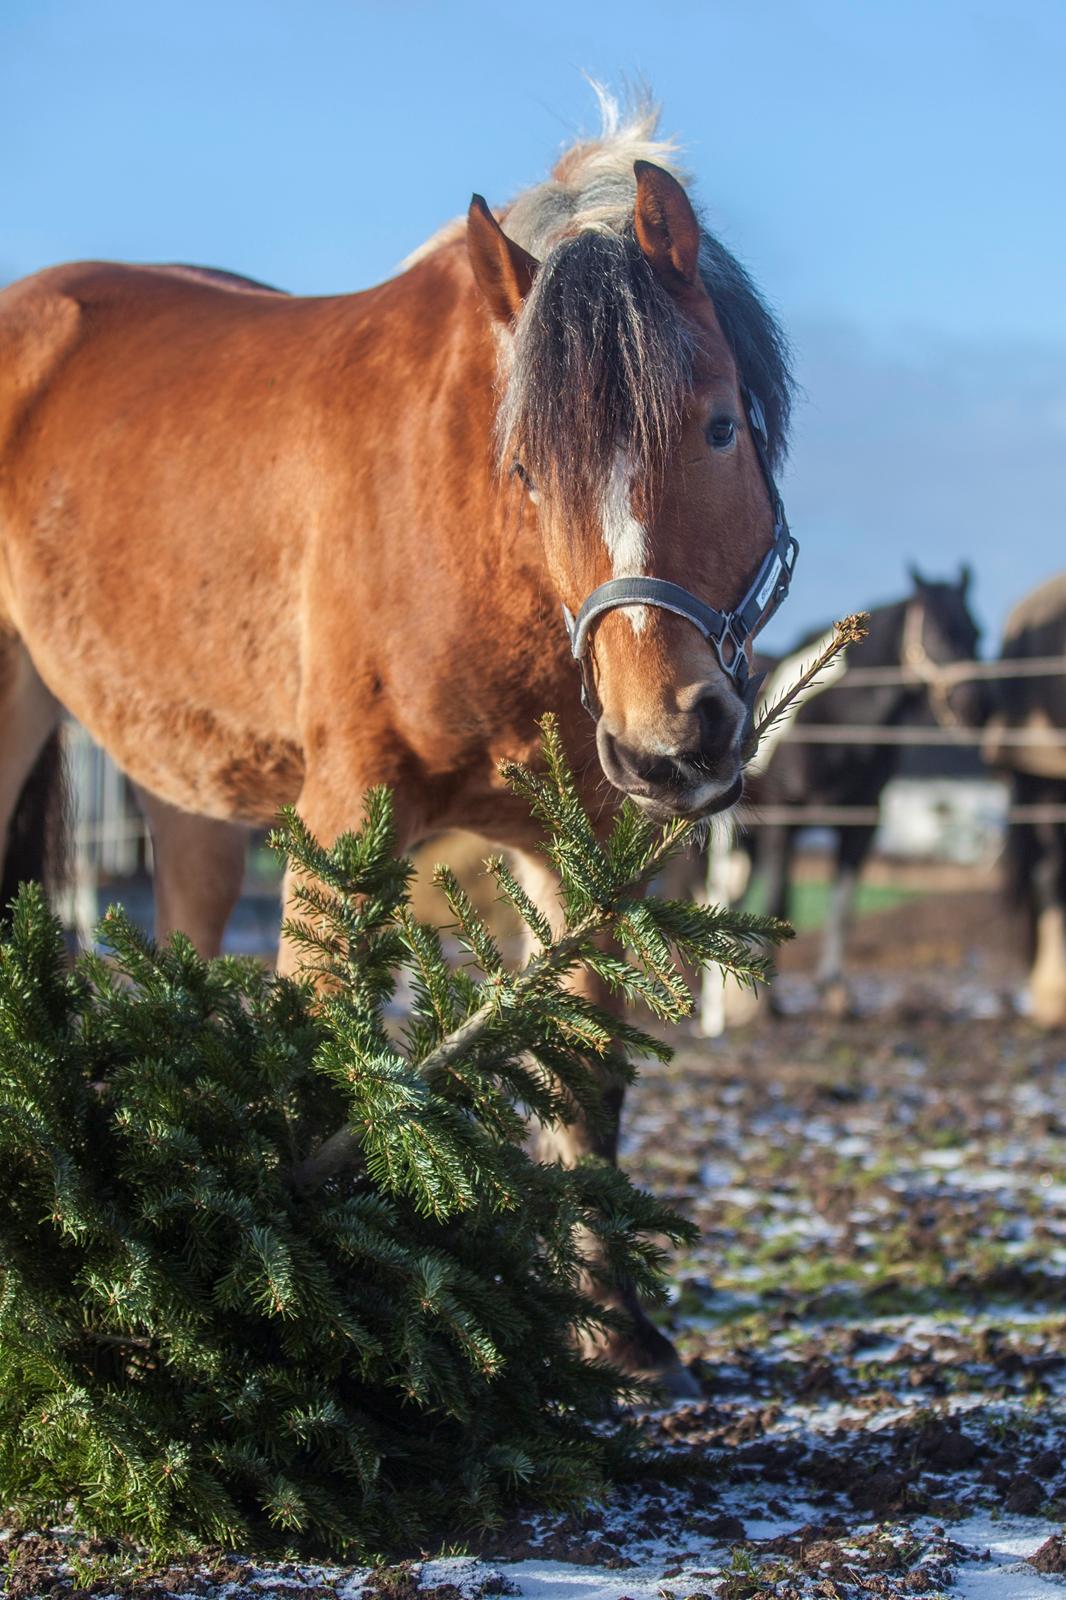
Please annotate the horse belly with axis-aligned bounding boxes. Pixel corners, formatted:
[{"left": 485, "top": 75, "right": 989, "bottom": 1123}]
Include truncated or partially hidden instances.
[
  {"left": 43, "top": 654, "right": 304, "bottom": 826},
  {"left": 88, "top": 698, "right": 305, "bottom": 826},
  {"left": 14, "top": 556, "right": 306, "bottom": 823}
]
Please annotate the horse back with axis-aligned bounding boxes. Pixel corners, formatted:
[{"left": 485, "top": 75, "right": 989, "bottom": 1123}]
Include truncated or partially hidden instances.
[
  {"left": 1002, "top": 573, "right": 1066, "bottom": 657},
  {"left": 0, "top": 261, "right": 285, "bottom": 457}
]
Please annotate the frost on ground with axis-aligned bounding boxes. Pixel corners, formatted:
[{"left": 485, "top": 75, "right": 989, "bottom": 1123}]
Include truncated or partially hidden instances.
[{"left": 3, "top": 892, "right": 1065, "bottom": 1598}]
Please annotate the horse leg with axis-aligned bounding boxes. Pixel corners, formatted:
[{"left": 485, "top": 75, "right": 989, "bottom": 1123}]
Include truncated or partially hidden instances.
[
  {"left": 759, "top": 823, "right": 795, "bottom": 924},
  {"left": 510, "top": 847, "right": 700, "bottom": 1398},
  {"left": 135, "top": 786, "right": 249, "bottom": 957},
  {"left": 1028, "top": 801, "right": 1066, "bottom": 1029},
  {"left": 0, "top": 637, "right": 63, "bottom": 909},
  {"left": 817, "top": 824, "right": 874, "bottom": 1006},
  {"left": 758, "top": 824, "right": 795, "bottom": 1014},
  {"left": 697, "top": 830, "right": 764, "bottom": 1031},
  {"left": 274, "top": 768, "right": 420, "bottom": 978}
]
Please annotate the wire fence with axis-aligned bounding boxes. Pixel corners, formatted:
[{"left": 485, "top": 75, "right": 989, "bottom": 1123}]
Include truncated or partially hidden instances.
[
  {"left": 742, "top": 648, "right": 1066, "bottom": 824},
  {"left": 820, "top": 653, "right": 1066, "bottom": 687},
  {"left": 746, "top": 803, "right": 1066, "bottom": 826},
  {"left": 776, "top": 725, "right": 1066, "bottom": 746},
  {"left": 54, "top": 650, "right": 1066, "bottom": 943}
]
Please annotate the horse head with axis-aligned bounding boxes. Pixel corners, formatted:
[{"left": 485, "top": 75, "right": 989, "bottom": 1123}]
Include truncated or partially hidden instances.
[
  {"left": 904, "top": 562, "right": 986, "bottom": 726},
  {"left": 467, "top": 149, "right": 793, "bottom": 822}
]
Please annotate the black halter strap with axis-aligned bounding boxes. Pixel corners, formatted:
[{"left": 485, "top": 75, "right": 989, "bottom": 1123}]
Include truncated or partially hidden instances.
[{"left": 562, "top": 389, "right": 799, "bottom": 715}]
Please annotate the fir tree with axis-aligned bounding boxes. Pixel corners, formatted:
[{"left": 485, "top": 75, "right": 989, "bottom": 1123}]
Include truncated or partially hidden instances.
[{"left": 0, "top": 715, "right": 793, "bottom": 1559}]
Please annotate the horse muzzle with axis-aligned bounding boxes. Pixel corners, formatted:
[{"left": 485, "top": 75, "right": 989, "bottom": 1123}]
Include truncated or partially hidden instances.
[
  {"left": 629, "top": 771, "right": 744, "bottom": 824},
  {"left": 596, "top": 705, "right": 745, "bottom": 822}
]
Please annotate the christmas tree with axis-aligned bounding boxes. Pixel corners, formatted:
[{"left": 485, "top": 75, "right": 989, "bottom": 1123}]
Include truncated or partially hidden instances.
[{"left": 0, "top": 716, "right": 787, "bottom": 1559}]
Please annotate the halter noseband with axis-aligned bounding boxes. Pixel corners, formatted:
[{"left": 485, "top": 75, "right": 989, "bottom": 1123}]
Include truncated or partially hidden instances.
[
  {"left": 901, "top": 598, "right": 963, "bottom": 730},
  {"left": 561, "top": 389, "right": 798, "bottom": 716}
]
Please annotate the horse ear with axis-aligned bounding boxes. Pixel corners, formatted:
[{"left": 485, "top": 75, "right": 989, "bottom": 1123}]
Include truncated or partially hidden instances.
[
  {"left": 466, "top": 195, "right": 538, "bottom": 325},
  {"left": 959, "top": 560, "right": 973, "bottom": 595},
  {"left": 907, "top": 562, "right": 927, "bottom": 591},
  {"left": 633, "top": 160, "right": 701, "bottom": 290}
]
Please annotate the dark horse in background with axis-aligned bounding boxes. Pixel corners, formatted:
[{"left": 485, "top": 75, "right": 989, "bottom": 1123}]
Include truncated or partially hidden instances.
[
  {"left": 737, "top": 566, "right": 984, "bottom": 999},
  {"left": 985, "top": 573, "right": 1066, "bottom": 1028}
]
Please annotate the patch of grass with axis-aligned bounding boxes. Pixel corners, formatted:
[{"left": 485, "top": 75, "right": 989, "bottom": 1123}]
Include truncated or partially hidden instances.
[{"left": 743, "top": 874, "right": 924, "bottom": 933}]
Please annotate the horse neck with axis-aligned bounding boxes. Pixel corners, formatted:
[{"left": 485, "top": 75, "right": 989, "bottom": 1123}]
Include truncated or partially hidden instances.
[
  {"left": 861, "top": 598, "right": 909, "bottom": 666},
  {"left": 860, "top": 598, "right": 923, "bottom": 723},
  {"left": 328, "top": 241, "right": 568, "bottom": 697},
  {"left": 335, "top": 242, "right": 524, "bottom": 572}
]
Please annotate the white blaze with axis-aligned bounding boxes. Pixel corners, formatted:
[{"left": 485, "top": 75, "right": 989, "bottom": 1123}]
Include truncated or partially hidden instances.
[{"left": 600, "top": 452, "right": 648, "bottom": 634}]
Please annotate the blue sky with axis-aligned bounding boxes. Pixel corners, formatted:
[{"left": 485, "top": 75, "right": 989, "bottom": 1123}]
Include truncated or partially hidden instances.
[{"left": 3, "top": 0, "right": 1064, "bottom": 649}]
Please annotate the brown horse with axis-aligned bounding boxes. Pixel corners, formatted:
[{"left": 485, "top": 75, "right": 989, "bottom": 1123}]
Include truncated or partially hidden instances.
[{"left": 0, "top": 98, "right": 794, "bottom": 1388}]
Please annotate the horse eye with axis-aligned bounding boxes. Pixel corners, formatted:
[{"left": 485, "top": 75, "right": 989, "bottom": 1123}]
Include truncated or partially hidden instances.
[
  {"left": 510, "top": 460, "right": 535, "bottom": 491},
  {"left": 707, "top": 417, "right": 736, "bottom": 450}
]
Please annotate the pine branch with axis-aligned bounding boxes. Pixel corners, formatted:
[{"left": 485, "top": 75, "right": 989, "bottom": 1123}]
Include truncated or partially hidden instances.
[{"left": 290, "top": 650, "right": 850, "bottom": 1195}]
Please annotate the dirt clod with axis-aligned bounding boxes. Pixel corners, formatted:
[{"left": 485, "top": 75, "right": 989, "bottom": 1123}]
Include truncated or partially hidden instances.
[{"left": 1030, "top": 1533, "right": 1066, "bottom": 1573}]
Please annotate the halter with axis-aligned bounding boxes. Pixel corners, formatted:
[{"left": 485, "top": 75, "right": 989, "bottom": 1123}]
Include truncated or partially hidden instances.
[
  {"left": 561, "top": 389, "right": 798, "bottom": 718},
  {"left": 901, "top": 598, "right": 962, "bottom": 729}
]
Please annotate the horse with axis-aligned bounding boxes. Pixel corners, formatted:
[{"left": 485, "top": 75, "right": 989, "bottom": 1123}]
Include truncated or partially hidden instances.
[
  {"left": 985, "top": 573, "right": 1066, "bottom": 1027},
  {"left": 0, "top": 96, "right": 796, "bottom": 1390},
  {"left": 676, "top": 567, "right": 983, "bottom": 1007}
]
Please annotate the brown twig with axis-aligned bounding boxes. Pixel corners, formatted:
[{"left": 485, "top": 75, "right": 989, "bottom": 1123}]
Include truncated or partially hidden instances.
[{"left": 748, "top": 612, "right": 869, "bottom": 754}]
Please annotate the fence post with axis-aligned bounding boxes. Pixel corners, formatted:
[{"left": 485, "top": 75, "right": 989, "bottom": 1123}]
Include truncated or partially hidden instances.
[{"left": 699, "top": 826, "right": 735, "bottom": 1038}]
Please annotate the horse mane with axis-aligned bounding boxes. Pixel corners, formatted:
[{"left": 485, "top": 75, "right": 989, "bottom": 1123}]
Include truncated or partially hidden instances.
[{"left": 488, "top": 88, "right": 795, "bottom": 525}]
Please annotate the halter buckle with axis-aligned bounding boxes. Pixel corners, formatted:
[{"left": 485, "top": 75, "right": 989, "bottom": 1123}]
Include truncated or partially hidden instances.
[{"left": 712, "top": 617, "right": 750, "bottom": 687}]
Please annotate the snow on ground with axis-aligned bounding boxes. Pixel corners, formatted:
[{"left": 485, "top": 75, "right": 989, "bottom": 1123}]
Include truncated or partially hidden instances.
[{"left": 4, "top": 928, "right": 1066, "bottom": 1598}]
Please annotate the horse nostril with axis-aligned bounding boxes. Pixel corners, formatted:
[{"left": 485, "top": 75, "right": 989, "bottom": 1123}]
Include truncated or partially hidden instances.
[
  {"left": 696, "top": 692, "right": 734, "bottom": 763},
  {"left": 601, "top": 731, "right": 690, "bottom": 791},
  {"left": 635, "top": 752, "right": 692, "bottom": 788}
]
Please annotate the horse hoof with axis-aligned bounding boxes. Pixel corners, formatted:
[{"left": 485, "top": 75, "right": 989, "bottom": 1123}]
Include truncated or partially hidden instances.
[
  {"left": 605, "top": 1345, "right": 702, "bottom": 1403},
  {"left": 768, "top": 984, "right": 790, "bottom": 1019},
  {"left": 641, "top": 1357, "right": 703, "bottom": 1402},
  {"left": 1030, "top": 989, "right": 1066, "bottom": 1029},
  {"left": 819, "top": 978, "right": 853, "bottom": 1019},
  {"left": 595, "top": 1321, "right": 703, "bottom": 1403}
]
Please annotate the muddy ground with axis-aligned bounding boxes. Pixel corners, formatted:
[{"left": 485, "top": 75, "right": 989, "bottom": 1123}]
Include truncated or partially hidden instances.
[{"left": 4, "top": 883, "right": 1065, "bottom": 1598}]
